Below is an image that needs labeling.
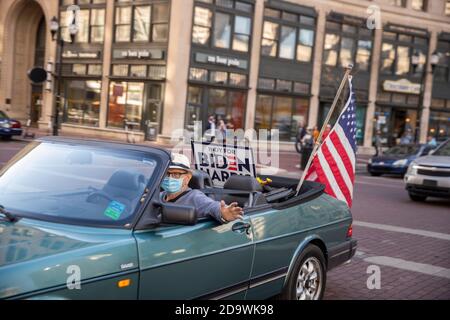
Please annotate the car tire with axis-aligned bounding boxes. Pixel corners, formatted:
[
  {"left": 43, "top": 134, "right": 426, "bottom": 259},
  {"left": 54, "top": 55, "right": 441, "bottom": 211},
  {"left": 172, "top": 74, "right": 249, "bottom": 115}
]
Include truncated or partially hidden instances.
[
  {"left": 409, "top": 193, "right": 427, "bottom": 202},
  {"left": 369, "top": 172, "right": 382, "bottom": 176},
  {"left": 281, "top": 244, "right": 327, "bottom": 300}
]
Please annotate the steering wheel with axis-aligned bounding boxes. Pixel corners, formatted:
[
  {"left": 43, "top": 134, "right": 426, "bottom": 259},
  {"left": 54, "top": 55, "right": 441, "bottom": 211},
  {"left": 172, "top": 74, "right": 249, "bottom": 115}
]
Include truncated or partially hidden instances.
[{"left": 86, "top": 190, "right": 113, "bottom": 204}]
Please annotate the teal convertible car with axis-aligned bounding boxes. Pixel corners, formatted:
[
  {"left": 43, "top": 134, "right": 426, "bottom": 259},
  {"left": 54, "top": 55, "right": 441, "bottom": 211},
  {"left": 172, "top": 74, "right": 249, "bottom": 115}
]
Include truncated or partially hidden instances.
[{"left": 0, "top": 137, "right": 356, "bottom": 300}]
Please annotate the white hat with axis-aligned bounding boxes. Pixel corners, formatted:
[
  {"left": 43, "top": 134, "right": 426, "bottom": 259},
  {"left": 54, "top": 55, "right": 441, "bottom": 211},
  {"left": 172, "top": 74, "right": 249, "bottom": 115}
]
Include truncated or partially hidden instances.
[{"left": 169, "top": 153, "right": 191, "bottom": 171}]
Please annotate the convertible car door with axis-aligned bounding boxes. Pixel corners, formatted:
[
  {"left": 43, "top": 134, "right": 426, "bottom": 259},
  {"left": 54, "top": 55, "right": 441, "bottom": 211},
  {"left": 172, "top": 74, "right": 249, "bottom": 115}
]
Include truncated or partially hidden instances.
[{"left": 134, "top": 218, "right": 254, "bottom": 299}]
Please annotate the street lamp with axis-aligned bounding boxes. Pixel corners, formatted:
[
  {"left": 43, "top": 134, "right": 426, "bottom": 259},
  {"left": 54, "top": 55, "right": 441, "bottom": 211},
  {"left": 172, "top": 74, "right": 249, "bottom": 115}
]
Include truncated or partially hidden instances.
[
  {"left": 49, "top": 14, "right": 78, "bottom": 136},
  {"left": 411, "top": 50, "right": 439, "bottom": 143}
]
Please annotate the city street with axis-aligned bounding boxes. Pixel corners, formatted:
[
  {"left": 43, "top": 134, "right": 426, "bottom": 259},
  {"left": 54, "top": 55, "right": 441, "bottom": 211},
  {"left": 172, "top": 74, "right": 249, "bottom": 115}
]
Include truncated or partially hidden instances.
[{"left": 1, "top": 138, "right": 449, "bottom": 300}]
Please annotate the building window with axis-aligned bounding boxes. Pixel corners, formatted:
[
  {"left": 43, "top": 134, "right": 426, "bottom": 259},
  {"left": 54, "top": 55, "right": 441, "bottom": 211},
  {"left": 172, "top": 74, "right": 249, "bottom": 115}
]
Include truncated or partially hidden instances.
[
  {"left": 60, "top": 8, "right": 105, "bottom": 43},
  {"left": 262, "top": 21, "right": 278, "bottom": 57},
  {"left": 411, "top": 0, "right": 427, "bottom": 11},
  {"left": 261, "top": 8, "right": 315, "bottom": 62},
  {"left": 388, "top": 0, "right": 406, "bottom": 7},
  {"left": 233, "top": 16, "right": 251, "bottom": 52},
  {"left": 192, "top": 2, "right": 253, "bottom": 53},
  {"left": 254, "top": 94, "right": 309, "bottom": 141},
  {"left": 446, "top": 0, "right": 450, "bottom": 16},
  {"left": 381, "top": 29, "right": 428, "bottom": 76},
  {"left": 356, "top": 40, "right": 372, "bottom": 71},
  {"left": 189, "top": 67, "right": 247, "bottom": 87},
  {"left": 323, "top": 17, "right": 373, "bottom": 71},
  {"left": 214, "top": 12, "right": 232, "bottom": 48},
  {"left": 434, "top": 39, "right": 450, "bottom": 82},
  {"left": 193, "top": 7, "right": 213, "bottom": 45},
  {"left": 324, "top": 34, "right": 340, "bottom": 66},
  {"left": 279, "top": 26, "right": 296, "bottom": 59},
  {"left": 297, "top": 29, "right": 314, "bottom": 62},
  {"left": 63, "top": 80, "right": 101, "bottom": 127},
  {"left": 429, "top": 111, "right": 449, "bottom": 140},
  {"left": 114, "top": 2, "right": 169, "bottom": 43},
  {"left": 108, "top": 82, "right": 145, "bottom": 129}
]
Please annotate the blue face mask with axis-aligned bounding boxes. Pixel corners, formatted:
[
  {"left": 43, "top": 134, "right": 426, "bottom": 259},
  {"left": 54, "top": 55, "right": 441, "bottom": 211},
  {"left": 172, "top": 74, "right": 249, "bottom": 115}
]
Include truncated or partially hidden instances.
[{"left": 161, "top": 177, "right": 184, "bottom": 194}]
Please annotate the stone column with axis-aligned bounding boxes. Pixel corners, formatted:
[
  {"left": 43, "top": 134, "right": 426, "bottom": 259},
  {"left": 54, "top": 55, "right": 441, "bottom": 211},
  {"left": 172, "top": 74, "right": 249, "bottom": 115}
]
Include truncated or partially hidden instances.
[
  {"left": 244, "top": 0, "right": 264, "bottom": 131},
  {"left": 98, "top": 0, "right": 114, "bottom": 129},
  {"left": 308, "top": 7, "right": 326, "bottom": 129},
  {"left": 160, "top": 0, "right": 194, "bottom": 141},
  {"left": 363, "top": 25, "right": 383, "bottom": 149},
  {"left": 419, "top": 30, "right": 438, "bottom": 143}
]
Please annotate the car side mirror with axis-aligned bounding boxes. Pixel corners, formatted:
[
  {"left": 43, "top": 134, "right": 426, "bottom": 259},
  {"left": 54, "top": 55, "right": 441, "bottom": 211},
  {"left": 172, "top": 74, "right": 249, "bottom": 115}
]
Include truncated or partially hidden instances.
[{"left": 161, "top": 203, "right": 197, "bottom": 226}]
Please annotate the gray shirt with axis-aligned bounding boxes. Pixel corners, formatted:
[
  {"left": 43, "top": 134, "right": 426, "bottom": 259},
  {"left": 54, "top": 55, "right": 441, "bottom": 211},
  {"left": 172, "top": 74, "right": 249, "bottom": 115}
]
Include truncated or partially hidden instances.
[{"left": 161, "top": 188, "right": 223, "bottom": 223}]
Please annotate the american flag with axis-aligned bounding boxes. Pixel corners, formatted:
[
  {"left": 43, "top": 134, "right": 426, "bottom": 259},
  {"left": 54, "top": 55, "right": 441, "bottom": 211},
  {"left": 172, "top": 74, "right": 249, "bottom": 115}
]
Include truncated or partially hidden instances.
[{"left": 305, "top": 79, "right": 357, "bottom": 208}]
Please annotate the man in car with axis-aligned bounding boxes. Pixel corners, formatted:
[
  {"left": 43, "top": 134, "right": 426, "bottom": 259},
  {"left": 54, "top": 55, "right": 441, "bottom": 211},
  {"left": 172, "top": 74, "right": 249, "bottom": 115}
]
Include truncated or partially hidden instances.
[{"left": 160, "top": 153, "right": 244, "bottom": 223}]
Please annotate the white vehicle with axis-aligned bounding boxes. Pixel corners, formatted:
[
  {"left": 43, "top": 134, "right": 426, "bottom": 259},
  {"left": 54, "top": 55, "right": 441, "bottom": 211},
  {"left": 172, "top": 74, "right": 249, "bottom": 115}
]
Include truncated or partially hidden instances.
[{"left": 404, "top": 139, "right": 450, "bottom": 202}]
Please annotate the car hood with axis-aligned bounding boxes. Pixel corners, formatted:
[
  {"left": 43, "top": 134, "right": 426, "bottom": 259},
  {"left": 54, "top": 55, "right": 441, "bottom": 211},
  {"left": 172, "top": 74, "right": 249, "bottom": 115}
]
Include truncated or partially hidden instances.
[
  {"left": 412, "top": 155, "right": 450, "bottom": 167},
  {"left": 372, "top": 154, "right": 415, "bottom": 163},
  {"left": 0, "top": 218, "right": 138, "bottom": 299}
]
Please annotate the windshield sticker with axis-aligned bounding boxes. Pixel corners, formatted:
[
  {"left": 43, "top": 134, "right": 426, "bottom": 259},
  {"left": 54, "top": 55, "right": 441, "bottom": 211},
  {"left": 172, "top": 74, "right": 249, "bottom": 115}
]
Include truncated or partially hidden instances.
[{"left": 104, "top": 201, "right": 126, "bottom": 220}]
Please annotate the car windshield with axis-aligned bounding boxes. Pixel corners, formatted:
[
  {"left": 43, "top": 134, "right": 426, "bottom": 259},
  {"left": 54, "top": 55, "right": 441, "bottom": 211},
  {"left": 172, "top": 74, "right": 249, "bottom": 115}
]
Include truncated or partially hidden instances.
[
  {"left": 384, "top": 145, "right": 419, "bottom": 156},
  {"left": 0, "top": 141, "right": 158, "bottom": 227},
  {"left": 433, "top": 140, "right": 450, "bottom": 156},
  {"left": 0, "top": 111, "right": 7, "bottom": 119}
]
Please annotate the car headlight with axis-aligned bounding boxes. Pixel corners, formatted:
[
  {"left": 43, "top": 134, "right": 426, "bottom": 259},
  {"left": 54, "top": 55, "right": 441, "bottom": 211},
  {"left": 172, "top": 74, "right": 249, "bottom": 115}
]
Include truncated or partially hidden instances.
[
  {"left": 0, "top": 122, "right": 11, "bottom": 128},
  {"left": 393, "top": 159, "right": 408, "bottom": 167},
  {"left": 406, "top": 162, "right": 418, "bottom": 175}
]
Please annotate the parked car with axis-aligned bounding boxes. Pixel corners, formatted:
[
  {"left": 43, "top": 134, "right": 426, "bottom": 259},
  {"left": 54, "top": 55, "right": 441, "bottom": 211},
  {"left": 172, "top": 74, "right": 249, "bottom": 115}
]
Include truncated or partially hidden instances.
[
  {"left": 404, "top": 139, "right": 450, "bottom": 202},
  {"left": 0, "top": 110, "right": 22, "bottom": 140},
  {"left": 0, "top": 137, "right": 356, "bottom": 300},
  {"left": 367, "top": 144, "right": 436, "bottom": 177}
]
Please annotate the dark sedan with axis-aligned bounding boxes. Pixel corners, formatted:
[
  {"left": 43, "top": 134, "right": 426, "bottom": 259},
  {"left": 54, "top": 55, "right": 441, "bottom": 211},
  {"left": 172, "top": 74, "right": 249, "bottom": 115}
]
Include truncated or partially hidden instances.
[
  {"left": 367, "top": 144, "right": 436, "bottom": 177},
  {"left": 0, "top": 111, "right": 22, "bottom": 140}
]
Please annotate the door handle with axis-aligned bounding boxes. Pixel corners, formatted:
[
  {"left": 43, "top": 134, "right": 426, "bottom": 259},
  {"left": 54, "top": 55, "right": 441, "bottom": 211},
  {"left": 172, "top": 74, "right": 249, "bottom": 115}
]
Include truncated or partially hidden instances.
[{"left": 232, "top": 221, "right": 251, "bottom": 234}]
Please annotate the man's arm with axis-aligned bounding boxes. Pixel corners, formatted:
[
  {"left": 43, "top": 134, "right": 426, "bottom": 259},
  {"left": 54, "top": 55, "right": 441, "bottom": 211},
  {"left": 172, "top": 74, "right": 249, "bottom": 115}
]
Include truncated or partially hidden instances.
[{"left": 190, "top": 190, "right": 243, "bottom": 223}]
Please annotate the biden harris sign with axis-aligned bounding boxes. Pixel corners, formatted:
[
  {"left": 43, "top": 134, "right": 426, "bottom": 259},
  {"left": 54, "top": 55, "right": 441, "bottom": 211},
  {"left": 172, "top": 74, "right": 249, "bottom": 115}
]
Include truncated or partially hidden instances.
[{"left": 191, "top": 141, "right": 257, "bottom": 187}]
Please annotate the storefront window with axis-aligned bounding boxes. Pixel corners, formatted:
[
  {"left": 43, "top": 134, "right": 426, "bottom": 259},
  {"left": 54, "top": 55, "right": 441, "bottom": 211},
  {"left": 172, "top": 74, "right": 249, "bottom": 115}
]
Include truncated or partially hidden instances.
[
  {"left": 108, "top": 82, "right": 144, "bottom": 129},
  {"left": 429, "top": 111, "right": 450, "bottom": 141},
  {"left": 254, "top": 95, "right": 272, "bottom": 130},
  {"left": 254, "top": 94, "right": 309, "bottom": 141},
  {"left": 63, "top": 80, "right": 101, "bottom": 127}
]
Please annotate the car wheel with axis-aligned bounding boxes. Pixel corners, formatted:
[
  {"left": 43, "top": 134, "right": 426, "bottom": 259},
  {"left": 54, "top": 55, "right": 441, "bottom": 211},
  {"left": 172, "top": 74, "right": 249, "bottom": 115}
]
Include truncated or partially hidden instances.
[
  {"left": 409, "top": 193, "right": 427, "bottom": 202},
  {"left": 1, "top": 135, "right": 12, "bottom": 141},
  {"left": 369, "top": 172, "right": 382, "bottom": 176},
  {"left": 281, "top": 244, "right": 326, "bottom": 300}
]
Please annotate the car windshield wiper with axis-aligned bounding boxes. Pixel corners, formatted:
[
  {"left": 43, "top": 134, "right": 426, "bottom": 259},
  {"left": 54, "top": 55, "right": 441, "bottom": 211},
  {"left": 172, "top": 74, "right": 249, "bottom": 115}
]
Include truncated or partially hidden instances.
[{"left": 0, "top": 205, "right": 19, "bottom": 222}]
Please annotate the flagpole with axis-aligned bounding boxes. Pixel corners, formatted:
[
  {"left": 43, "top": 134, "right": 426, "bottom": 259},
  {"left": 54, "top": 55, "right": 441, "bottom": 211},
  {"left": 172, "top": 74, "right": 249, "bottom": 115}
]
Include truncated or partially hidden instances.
[{"left": 295, "top": 64, "right": 353, "bottom": 196}]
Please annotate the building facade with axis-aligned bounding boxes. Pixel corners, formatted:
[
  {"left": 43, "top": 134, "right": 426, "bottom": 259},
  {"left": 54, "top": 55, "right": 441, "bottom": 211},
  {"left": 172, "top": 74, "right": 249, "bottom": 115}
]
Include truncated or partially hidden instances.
[{"left": 0, "top": 0, "right": 449, "bottom": 151}]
